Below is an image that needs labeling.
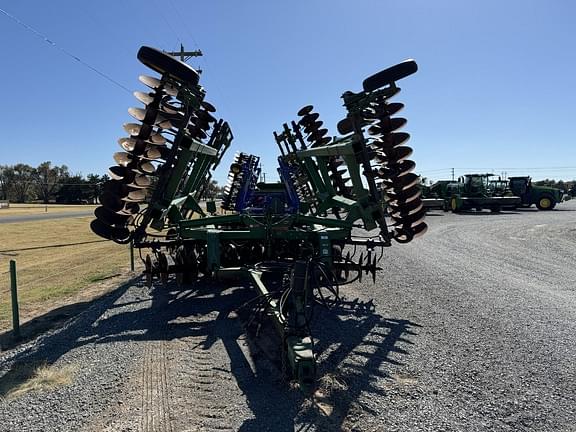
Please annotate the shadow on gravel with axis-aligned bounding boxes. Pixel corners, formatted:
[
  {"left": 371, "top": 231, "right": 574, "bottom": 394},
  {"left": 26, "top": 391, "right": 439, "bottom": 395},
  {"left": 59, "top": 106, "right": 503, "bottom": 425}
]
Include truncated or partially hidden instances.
[
  {"left": 76, "top": 276, "right": 419, "bottom": 431},
  {"left": 0, "top": 279, "right": 135, "bottom": 397},
  {"left": 308, "top": 301, "right": 419, "bottom": 430},
  {"left": 0, "top": 275, "right": 418, "bottom": 431},
  {"left": 0, "top": 301, "right": 95, "bottom": 351}
]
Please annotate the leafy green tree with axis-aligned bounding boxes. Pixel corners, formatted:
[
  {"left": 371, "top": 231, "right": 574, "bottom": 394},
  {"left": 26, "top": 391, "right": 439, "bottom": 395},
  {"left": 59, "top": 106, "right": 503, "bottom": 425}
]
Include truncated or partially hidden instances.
[
  {"left": 32, "top": 161, "right": 69, "bottom": 203},
  {"left": 0, "top": 165, "right": 12, "bottom": 200},
  {"left": 9, "top": 164, "right": 36, "bottom": 202},
  {"left": 55, "top": 174, "right": 88, "bottom": 204},
  {"left": 85, "top": 173, "right": 109, "bottom": 203}
]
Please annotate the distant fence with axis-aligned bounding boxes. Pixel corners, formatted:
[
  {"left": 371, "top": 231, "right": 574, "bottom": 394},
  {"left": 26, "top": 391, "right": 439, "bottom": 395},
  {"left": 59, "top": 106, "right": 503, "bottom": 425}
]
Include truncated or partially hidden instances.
[
  {"left": 0, "top": 200, "right": 9, "bottom": 209},
  {"left": 0, "top": 240, "right": 139, "bottom": 338}
]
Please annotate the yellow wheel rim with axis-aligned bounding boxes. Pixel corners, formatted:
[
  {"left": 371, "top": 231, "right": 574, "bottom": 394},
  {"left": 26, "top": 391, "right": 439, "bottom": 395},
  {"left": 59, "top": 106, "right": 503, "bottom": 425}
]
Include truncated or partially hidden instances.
[
  {"left": 540, "top": 198, "right": 551, "bottom": 208},
  {"left": 451, "top": 197, "right": 458, "bottom": 211}
]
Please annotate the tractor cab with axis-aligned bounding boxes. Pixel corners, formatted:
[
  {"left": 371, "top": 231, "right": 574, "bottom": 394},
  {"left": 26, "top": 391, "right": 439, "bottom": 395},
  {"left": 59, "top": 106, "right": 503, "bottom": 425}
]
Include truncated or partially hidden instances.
[
  {"left": 508, "top": 176, "right": 530, "bottom": 197},
  {"left": 461, "top": 174, "right": 495, "bottom": 197},
  {"left": 488, "top": 179, "right": 509, "bottom": 196},
  {"left": 508, "top": 176, "right": 563, "bottom": 210}
]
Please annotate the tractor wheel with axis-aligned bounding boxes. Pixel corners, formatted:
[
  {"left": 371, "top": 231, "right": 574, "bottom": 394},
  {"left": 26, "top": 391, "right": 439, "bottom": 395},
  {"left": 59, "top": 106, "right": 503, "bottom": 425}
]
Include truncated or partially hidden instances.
[
  {"left": 450, "top": 197, "right": 461, "bottom": 213},
  {"left": 175, "top": 245, "right": 198, "bottom": 286},
  {"left": 536, "top": 195, "right": 555, "bottom": 210}
]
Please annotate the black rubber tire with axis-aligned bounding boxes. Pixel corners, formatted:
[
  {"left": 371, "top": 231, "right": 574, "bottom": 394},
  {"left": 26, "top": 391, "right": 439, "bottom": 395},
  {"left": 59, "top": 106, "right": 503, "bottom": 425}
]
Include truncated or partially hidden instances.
[
  {"left": 362, "top": 59, "right": 418, "bottom": 92},
  {"left": 490, "top": 206, "right": 501, "bottom": 213},
  {"left": 536, "top": 195, "right": 556, "bottom": 210},
  {"left": 137, "top": 46, "right": 200, "bottom": 86},
  {"left": 450, "top": 196, "right": 461, "bottom": 213}
]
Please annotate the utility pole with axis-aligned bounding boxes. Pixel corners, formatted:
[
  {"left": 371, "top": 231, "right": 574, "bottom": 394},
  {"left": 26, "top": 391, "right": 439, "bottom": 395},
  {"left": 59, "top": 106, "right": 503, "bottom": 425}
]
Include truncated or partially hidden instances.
[
  {"left": 451, "top": 168, "right": 455, "bottom": 181},
  {"left": 165, "top": 44, "right": 203, "bottom": 71}
]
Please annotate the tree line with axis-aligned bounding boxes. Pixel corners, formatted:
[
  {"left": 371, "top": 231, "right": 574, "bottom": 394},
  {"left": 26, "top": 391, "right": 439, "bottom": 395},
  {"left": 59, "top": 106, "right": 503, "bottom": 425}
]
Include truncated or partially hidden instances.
[
  {"left": 532, "top": 178, "right": 575, "bottom": 191},
  {"left": 0, "top": 162, "right": 108, "bottom": 204}
]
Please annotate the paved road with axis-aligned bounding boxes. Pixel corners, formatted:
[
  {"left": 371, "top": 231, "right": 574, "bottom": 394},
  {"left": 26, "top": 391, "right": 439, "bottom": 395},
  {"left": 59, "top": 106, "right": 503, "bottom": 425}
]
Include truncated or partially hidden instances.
[
  {"left": 0, "top": 210, "right": 94, "bottom": 224},
  {"left": 0, "top": 202, "right": 574, "bottom": 431}
]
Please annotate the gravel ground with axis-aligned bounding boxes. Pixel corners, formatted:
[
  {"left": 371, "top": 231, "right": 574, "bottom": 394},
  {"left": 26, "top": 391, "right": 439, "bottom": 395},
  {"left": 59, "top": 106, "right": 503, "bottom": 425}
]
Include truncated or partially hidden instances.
[{"left": 0, "top": 201, "right": 574, "bottom": 431}]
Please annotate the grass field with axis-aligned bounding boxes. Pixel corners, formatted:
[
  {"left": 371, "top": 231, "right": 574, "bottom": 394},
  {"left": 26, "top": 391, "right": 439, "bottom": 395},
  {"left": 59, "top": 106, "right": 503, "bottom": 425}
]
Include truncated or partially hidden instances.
[
  {"left": 0, "top": 204, "right": 98, "bottom": 217},
  {"left": 0, "top": 216, "right": 139, "bottom": 333}
]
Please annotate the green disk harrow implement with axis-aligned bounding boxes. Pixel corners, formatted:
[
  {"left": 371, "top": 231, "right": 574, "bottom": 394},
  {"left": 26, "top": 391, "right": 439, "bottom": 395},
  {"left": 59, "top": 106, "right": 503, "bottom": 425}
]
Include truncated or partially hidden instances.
[{"left": 91, "top": 46, "right": 427, "bottom": 391}]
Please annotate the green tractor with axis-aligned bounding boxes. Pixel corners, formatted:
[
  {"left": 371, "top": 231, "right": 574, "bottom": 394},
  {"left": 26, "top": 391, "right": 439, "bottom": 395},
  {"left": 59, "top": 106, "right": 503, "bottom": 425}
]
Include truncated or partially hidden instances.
[
  {"left": 446, "top": 173, "right": 520, "bottom": 213},
  {"left": 420, "top": 181, "right": 448, "bottom": 210},
  {"left": 508, "top": 176, "right": 564, "bottom": 210}
]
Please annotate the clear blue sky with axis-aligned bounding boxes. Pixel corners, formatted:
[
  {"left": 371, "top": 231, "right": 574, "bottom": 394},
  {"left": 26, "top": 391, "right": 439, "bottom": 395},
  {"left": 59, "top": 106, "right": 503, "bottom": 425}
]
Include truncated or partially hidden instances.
[{"left": 0, "top": 1, "right": 574, "bottom": 183}]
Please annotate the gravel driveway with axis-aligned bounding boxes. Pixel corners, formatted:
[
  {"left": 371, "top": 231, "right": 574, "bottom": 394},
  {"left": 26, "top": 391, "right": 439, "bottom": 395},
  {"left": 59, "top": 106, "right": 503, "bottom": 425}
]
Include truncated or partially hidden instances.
[{"left": 0, "top": 202, "right": 574, "bottom": 431}]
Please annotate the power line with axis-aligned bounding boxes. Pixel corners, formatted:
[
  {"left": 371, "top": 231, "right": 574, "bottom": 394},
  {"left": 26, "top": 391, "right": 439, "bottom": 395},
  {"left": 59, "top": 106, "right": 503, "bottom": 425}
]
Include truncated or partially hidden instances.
[
  {"left": 164, "top": 0, "right": 231, "bottom": 114},
  {"left": 0, "top": 7, "right": 132, "bottom": 94},
  {"left": 151, "top": 0, "right": 183, "bottom": 46},
  {"left": 419, "top": 166, "right": 576, "bottom": 173}
]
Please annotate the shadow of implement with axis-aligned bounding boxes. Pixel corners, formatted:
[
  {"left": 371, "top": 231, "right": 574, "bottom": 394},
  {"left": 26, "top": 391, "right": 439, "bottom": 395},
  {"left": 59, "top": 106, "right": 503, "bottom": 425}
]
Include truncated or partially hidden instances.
[
  {"left": 0, "top": 279, "right": 135, "bottom": 397},
  {"left": 0, "top": 276, "right": 419, "bottom": 431}
]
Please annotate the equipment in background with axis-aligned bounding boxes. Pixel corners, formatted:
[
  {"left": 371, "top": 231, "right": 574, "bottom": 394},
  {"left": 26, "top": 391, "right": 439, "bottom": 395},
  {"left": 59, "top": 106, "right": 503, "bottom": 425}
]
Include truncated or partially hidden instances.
[
  {"left": 426, "top": 174, "right": 566, "bottom": 213},
  {"left": 508, "top": 176, "right": 565, "bottom": 210},
  {"left": 91, "top": 46, "right": 426, "bottom": 392},
  {"left": 446, "top": 174, "right": 521, "bottom": 213}
]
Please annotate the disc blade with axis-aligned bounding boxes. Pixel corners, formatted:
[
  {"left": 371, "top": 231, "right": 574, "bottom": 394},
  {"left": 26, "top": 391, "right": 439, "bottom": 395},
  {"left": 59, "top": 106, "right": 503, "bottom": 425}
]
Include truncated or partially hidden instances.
[
  {"left": 103, "top": 180, "right": 130, "bottom": 198},
  {"left": 412, "top": 222, "right": 428, "bottom": 239},
  {"left": 94, "top": 206, "right": 132, "bottom": 226},
  {"left": 123, "top": 189, "right": 147, "bottom": 202},
  {"left": 99, "top": 191, "right": 124, "bottom": 212},
  {"left": 386, "top": 185, "right": 421, "bottom": 203},
  {"left": 134, "top": 161, "right": 156, "bottom": 174},
  {"left": 118, "top": 137, "right": 147, "bottom": 154},
  {"left": 368, "top": 117, "right": 407, "bottom": 135},
  {"left": 128, "top": 107, "right": 147, "bottom": 122},
  {"left": 381, "top": 145, "right": 413, "bottom": 162},
  {"left": 386, "top": 102, "right": 404, "bottom": 116},
  {"left": 197, "top": 110, "right": 217, "bottom": 123},
  {"left": 201, "top": 101, "right": 216, "bottom": 112},
  {"left": 394, "top": 220, "right": 427, "bottom": 244},
  {"left": 131, "top": 175, "right": 152, "bottom": 188},
  {"left": 133, "top": 91, "right": 154, "bottom": 105},
  {"left": 118, "top": 202, "right": 140, "bottom": 215},
  {"left": 299, "top": 113, "right": 320, "bottom": 125},
  {"left": 389, "top": 201, "right": 424, "bottom": 218},
  {"left": 108, "top": 166, "right": 135, "bottom": 183},
  {"left": 90, "top": 219, "right": 131, "bottom": 242},
  {"left": 149, "top": 132, "right": 167, "bottom": 144},
  {"left": 113, "top": 152, "right": 134, "bottom": 166},
  {"left": 123, "top": 123, "right": 145, "bottom": 136},
  {"left": 391, "top": 207, "right": 426, "bottom": 227},
  {"left": 372, "top": 132, "right": 410, "bottom": 150},
  {"left": 384, "top": 172, "right": 420, "bottom": 189},
  {"left": 139, "top": 74, "right": 161, "bottom": 89},
  {"left": 297, "top": 105, "right": 314, "bottom": 116},
  {"left": 139, "top": 75, "right": 178, "bottom": 96}
]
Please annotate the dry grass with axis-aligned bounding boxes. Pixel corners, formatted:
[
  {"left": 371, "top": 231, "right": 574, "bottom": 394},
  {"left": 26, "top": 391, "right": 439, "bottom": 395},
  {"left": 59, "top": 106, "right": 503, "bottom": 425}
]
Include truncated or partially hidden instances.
[
  {"left": 0, "top": 216, "right": 139, "bottom": 331},
  {"left": 1, "top": 362, "right": 76, "bottom": 400},
  {"left": 0, "top": 204, "right": 97, "bottom": 217}
]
